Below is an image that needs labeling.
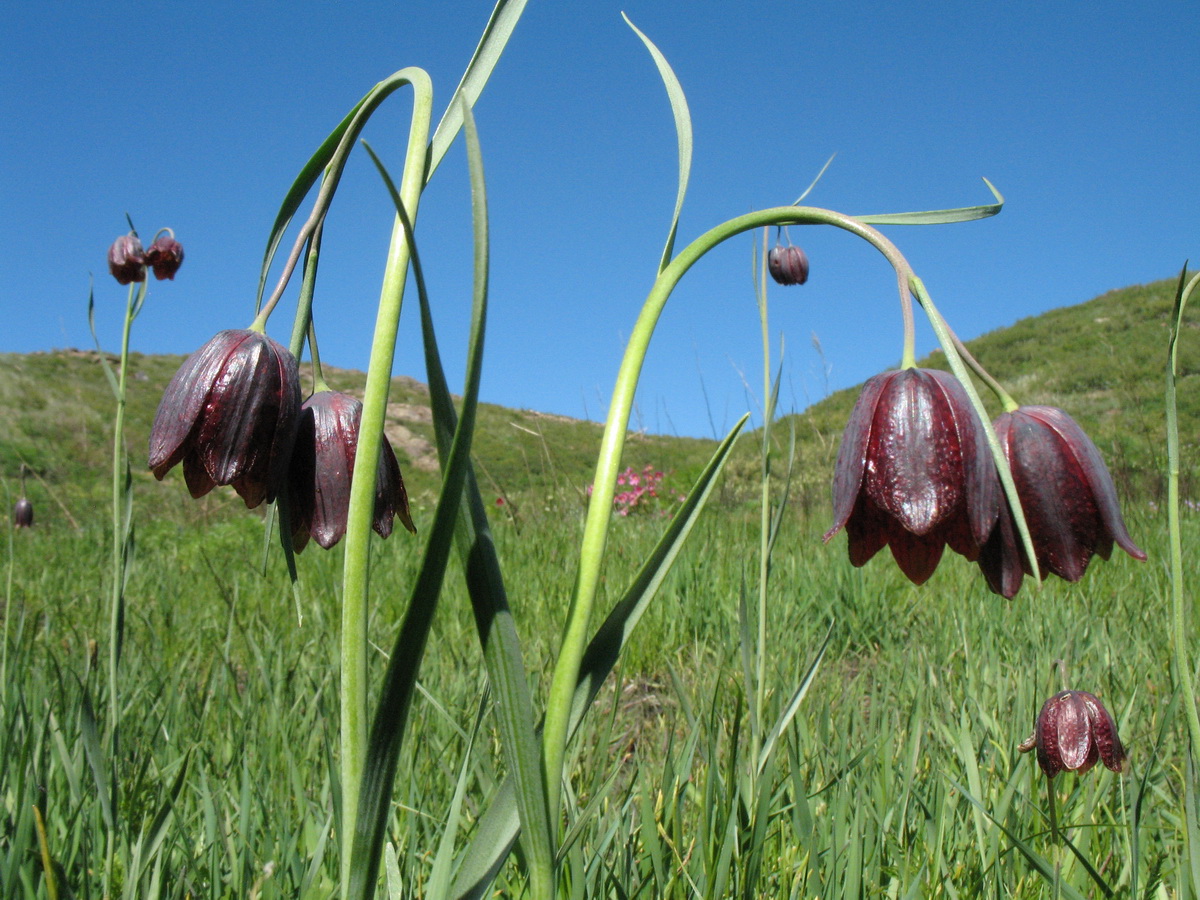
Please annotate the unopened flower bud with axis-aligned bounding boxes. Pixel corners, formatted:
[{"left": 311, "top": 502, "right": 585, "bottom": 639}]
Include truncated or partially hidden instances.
[
  {"left": 145, "top": 234, "right": 185, "bottom": 280},
  {"left": 13, "top": 497, "right": 33, "bottom": 528},
  {"left": 768, "top": 244, "right": 809, "bottom": 286},
  {"left": 108, "top": 234, "right": 146, "bottom": 285}
]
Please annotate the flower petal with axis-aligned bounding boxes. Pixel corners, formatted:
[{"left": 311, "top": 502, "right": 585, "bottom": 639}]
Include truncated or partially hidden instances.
[{"left": 828, "top": 372, "right": 892, "bottom": 537}]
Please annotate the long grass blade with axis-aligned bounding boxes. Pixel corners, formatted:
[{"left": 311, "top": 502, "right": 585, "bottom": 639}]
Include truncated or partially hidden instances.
[
  {"left": 856, "top": 178, "right": 1004, "bottom": 225},
  {"left": 757, "top": 624, "right": 831, "bottom": 776},
  {"left": 429, "top": 0, "right": 529, "bottom": 183},
  {"left": 622, "top": 14, "right": 693, "bottom": 273}
]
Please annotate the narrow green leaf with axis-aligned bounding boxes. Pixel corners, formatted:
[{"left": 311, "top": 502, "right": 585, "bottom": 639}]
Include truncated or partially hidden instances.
[
  {"left": 428, "top": 0, "right": 529, "bottom": 183},
  {"left": 78, "top": 688, "right": 114, "bottom": 830},
  {"left": 857, "top": 178, "right": 1004, "bottom": 225},
  {"left": 792, "top": 152, "right": 837, "bottom": 205},
  {"left": 450, "top": 414, "right": 748, "bottom": 899},
  {"left": 623, "top": 14, "right": 692, "bottom": 273},
  {"left": 757, "top": 625, "right": 831, "bottom": 776},
  {"left": 130, "top": 752, "right": 191, "bottom": 889},
  {"left": 428, "top": 691, "right": 488, "bottom": 899},
  {"left": 383, "top": 842, "right": 403, "bottom": 900},
  {"left": 86, "top": 280, "right": 120, "bottom": 399}
]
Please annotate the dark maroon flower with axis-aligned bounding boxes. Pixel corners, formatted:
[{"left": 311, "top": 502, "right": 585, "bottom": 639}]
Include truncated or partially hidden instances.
[
  {"left": 824, "top": 368, "right": 999, "bottom": 584},
  {"left": 1018, "top": 690, "right": 1125, "bottom": 779},
  {"left": 13, "top": 498, "right": 33, "bottom": 528},
  {"left": 144, "top": 234, "right": 185, "bottom": 280},
  {"left": 978, "top": 405, "right": 1146, "bottom": 597},
  {"left": 767, "top": 244, "right": 809, "bottom": 286},
  {"left": 148, "top": 329, "right": 300, "bottom": 509},
  {"left": 288, "top": 390, "right": 416, "bottom": 551},
  {"left": 108, "top": 234, "right": 146, "bottom": 285}
]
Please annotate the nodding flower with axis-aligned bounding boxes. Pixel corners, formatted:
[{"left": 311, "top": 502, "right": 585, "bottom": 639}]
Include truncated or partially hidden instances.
[
  {"left": 148, "top": 329, "right": 301, "bottom": 509},
  {"left": 978, "top": 405, "right": 1146, "bottom": 598},
  {"left": 107, "top": 233, "right": 146, "bottom": 285},
  {"left": 825, "top": 367, "right": 998, "bottom": 584},
  {"left": 767, "top": 243, "right": 809, "bottom": 286},
  {"left": 1019, "top": 690, "right": 1126, "bottom": 779},
  {"left": 287, "top": 390, "right": 415, "bottom": 551}
]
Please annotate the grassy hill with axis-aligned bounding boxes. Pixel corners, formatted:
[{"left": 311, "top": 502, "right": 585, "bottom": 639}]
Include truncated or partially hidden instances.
[{"left": 2, "top": 274, "right": 1196, "bottom": 530}]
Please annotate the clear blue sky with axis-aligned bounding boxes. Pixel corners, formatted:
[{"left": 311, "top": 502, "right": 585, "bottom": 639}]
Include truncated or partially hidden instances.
[{"left": 4, "top": 1, "right": 1197, "bottom": 439}]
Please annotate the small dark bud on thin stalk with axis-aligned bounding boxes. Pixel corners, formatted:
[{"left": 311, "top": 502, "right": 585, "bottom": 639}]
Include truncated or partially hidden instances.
[
  {"left": 108, "top": 233, "right": 146, "bottom": 285},
  {"left": 144, "top": 234, "right": 185, "bottom": 280},
  {"left": 768, "top": 244, "right": 809, "bottom": 286},
  {"left": 13, "top": 497, "right": 33, "bottom": 528}
]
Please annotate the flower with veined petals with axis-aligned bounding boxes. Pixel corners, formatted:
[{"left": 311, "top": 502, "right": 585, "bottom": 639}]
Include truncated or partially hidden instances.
[
  {"left": 144, "top": 234, "right": 185, "bottom": 280},
  {"left": 108, "top": 234, "right": 146, "bottom": 285},
  {"left": 1018, "top": 690, "right": 1126, "bottom": 779},
  {"left": 287, "top": 390, "right": 415, "bottom": 551},
  {"left": 768, "top": 244, "right": 809, "bottom": 285},
  {"left": 978, "top": 405, "right": 1146, "bottom": 598},
  {"left": 148, "top": 329, "right": 300, "bottom": 508},
  {"left": 824, "top": 368, "right": 999, "bottom": 584}
]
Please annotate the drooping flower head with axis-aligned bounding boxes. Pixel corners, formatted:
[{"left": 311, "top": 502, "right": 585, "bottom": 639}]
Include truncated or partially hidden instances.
[
  {"left": 1018, "top": 689, "right": 1126, "bottom": 779},
  {"left": 108, "top": 233, "right": 146, "bottom": 285},
  {"left": 825, "top": 368, "right": 999, "bottom": 584},
  {"left": 768, "top": 244, "right": 809, "bottom": 286},
  {"left": 288, "top": 390, "right": 415, "bottom": 551},
  {"left": 148, "top": 329, "right": 301, "bottom": 508},
  {"left": 144, "top": 234, "right": 185, "bottom": 281},
  {"left": 13, "top": 497, "right": 33, "bottom": 528},
  {"left": 978, "top": 405, "right": 1146, "bottom": 597}
]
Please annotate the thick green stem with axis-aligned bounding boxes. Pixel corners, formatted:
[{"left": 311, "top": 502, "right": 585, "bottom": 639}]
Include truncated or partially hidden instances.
[
  {"left": 754, "top": 230, "right": 771, "bottom": 764},
  {"left": 541, "top": 206, "right": 916, "bottom": 819},
  {"left": 338, "top": 70, "right": 432, "bottom": 897}
]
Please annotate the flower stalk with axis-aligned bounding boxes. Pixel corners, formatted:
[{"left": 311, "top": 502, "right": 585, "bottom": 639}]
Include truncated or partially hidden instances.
[
  {"left": 542, "top": 204, "right": 922, "bottom": 819},
  {"left": 337, "top": 68, "right": 432, "bottom": 896}
]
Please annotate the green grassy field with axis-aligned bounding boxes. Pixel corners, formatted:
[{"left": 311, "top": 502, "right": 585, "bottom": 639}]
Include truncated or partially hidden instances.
[{"left": 3, "top": 277, "right": 1198, "bottom": 898}]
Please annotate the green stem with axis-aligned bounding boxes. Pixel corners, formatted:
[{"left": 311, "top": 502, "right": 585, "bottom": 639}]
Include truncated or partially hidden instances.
[
  {"left": 338, "top": 69, "right": 432, "bottom": 897},
  {"left": 1167, "top": 271, "right": 1200, "bottom": 770},
  {"left": 104, "top": 277, "right": 143, "bottom": 897},
  {"left": 754, "top": 229, "right": 770, "bottom": 764},
  {"left": 542, "top": 205, "right": 916, "bottom": 819}
]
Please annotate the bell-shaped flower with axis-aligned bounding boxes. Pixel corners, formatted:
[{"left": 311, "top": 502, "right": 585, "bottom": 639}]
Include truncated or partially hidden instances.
[
  {"left": 108, "top": 234, "right": 146, "bottom": 285},
  {"left": 825, "top": 368, "right": 999, "bottom": 584},
  {"left": 148, "top": 329, "right": 300, "bottom": 508},
  {"left": 1018, "top": 689, "right": 1126, "bottom": 779},
  {"left": 978, "top": 405, "right": 1146, "bottom": 597},
  {"left": 144, "top": 234, "right": 185, "bottom": 280},
  {"left": 13, "top": 497, "right": 33, "bottom": 528},
  {"left": 287, "top": 390, "right": 416, "bottom": 551},
  {"left": 768, "top": 244, "right": 809, "bottom": 286}
]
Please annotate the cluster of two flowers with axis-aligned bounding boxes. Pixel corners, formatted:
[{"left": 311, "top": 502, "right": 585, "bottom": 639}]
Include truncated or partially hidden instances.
[
  {"left": 825, "top": 367, "right": 1146, "bottom": 598},
  {"left": 148, "top": 329, "right": 415, "bottom": 551}
]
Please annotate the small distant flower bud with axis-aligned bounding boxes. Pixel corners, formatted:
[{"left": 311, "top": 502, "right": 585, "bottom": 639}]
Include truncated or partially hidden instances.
[
  {"left": 108, "top": 234, "right": 146, "bottom": 285},
  {"left": 1018, "top": 690, "right": 1126, "bottom": 779},
  {"left": 768, "top": 244, "right": 809, "bottom": 286},
  {"left": 13, "top": 497, "right": 33, "bottom": 528},
  {"left": 145, "top": 234, "right": 185, "bottom": 280}
]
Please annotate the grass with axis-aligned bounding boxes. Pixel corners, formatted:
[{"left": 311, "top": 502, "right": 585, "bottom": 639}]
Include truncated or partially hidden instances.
[
  {"left": 2, "top": 275, "right": 1198, "bottom": 897},
  {"left": 2, "top": 478, "right": 1192, "bottom": 896}
]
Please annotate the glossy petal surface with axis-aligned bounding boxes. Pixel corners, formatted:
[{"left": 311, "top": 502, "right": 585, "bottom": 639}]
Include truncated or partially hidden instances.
[
  {"left": 1023, "top": 690, "right": 1126, "bottom": 779},
  {"left": 826, "top": 368, "right": 997, "bottom": 584},
  {"left": 147, "top": 329, "right": 300, "bottom": 508},
  {"left": 288, "top": 390, "right": 415, "bottom": 551},
  {"left": 980, "top": 406, "right": 1145, "bottom": 594}
]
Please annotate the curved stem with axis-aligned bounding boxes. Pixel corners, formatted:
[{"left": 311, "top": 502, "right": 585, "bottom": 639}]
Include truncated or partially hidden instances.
[
  {"left": 254, "top": 68, "right": 432, "bottom": 331},
  {"left": 337, "top": 69, "right": 433, "bottom": 897},
  {"left": 541, "top": 205, "right": 917, "bottom": 818}
]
